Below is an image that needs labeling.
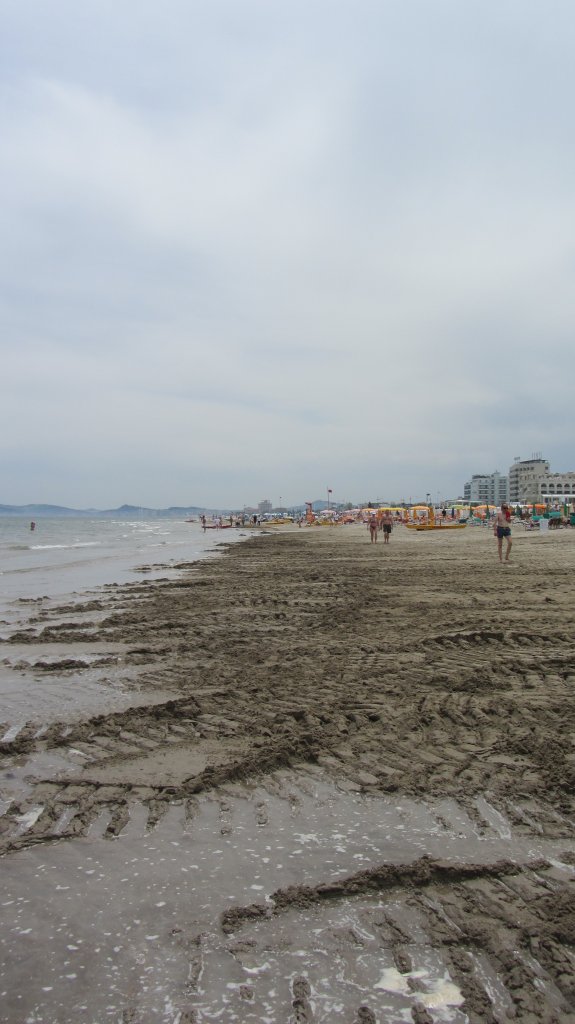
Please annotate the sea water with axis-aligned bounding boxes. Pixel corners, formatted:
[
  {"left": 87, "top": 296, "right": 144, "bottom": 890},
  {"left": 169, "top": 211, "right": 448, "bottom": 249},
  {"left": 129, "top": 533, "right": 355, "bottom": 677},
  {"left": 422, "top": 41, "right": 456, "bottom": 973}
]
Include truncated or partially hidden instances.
[
  {"left": 0, "top": 516, "right": 251, "bottom": 725},
  {"left": 0, "top": 516, "right": 247, "bottom": 624}
]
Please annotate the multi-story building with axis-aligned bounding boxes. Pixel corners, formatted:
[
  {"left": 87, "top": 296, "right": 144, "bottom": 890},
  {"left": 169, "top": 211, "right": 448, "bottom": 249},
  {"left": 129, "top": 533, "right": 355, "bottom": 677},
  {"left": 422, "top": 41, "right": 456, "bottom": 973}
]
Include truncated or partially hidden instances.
[
  {"left": 541, "top": 472, "right": 575, "bottom": 502},
  {"left": 258, "top": 499, "right": 272, "bottom": 514},
  {"left": 466, "top": 455, "right": 575, "bottom": 507},
  {"left": 464, "top": 471, "right": 509, "bottom": 505},
  {"left": 508, "top": 454, "right": 575, "bottom": 504},
  {"left": 508, "top": 455, "right": 550, "bottom": 504}
]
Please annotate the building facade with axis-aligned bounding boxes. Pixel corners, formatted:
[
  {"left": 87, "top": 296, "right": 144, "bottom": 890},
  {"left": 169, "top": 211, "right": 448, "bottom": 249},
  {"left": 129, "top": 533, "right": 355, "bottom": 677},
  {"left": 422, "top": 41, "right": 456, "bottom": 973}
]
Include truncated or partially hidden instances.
[
  {"left": 508, "top": 455, "right": 575, "bottom": 504},
  {"left": 257, "top": 499, "right": 272, "bottom": 514},
  {"left": 465, "top": 455, "right": 575, "bottom": 506},
  {"left": 541, "top": 472, "right": 575, "bottom": 502},
  {"left": 464, "top": 471, "right": 509, "bottom": 505},
  {"left": 508, "top": 456, "right": 550, "bottom": 503}
]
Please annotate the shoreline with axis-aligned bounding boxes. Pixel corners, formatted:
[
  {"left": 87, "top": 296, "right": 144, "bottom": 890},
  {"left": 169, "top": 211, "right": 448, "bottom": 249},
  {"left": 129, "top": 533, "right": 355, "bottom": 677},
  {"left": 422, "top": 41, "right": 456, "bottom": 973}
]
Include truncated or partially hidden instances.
[
  {"left": 1, "top": 524, "right": 574, "bottom": 1021},
  {"left": 0, "top": 517, "right": 251, "bottom": 615},
  {"left": 3, "top": 521, "right": 575, "bottom": 808}
]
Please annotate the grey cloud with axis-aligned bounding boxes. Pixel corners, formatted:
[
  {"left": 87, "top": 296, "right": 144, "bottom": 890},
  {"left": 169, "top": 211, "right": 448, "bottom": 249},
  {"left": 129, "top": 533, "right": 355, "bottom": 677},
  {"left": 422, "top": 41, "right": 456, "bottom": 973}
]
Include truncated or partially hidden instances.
[{"left": 1, "top": 1, "right": 575, "bottom": 506}]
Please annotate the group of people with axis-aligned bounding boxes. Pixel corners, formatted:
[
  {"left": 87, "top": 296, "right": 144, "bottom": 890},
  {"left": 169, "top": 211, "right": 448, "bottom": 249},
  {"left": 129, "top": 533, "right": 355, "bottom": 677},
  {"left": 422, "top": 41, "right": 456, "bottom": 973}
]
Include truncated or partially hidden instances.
[
  {"left": 200, "top": 513, "right": 263, "bottom": 531},
  {"left": 368, "top": 510, "right": 393, "bottom": 544},
  {"left": 367, "top": 503, "right": 513, "bottom": 563}
]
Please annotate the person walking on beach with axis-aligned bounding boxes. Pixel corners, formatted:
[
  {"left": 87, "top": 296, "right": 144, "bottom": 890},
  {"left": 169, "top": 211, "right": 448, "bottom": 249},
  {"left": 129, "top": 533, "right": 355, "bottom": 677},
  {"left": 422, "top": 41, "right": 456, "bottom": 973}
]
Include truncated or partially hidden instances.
[
  {"left": 494, "top": 503, "right": 512, "bottom": 562},
  {"left": 369, "top": 514, "right": 378, "bottom": 543},
  {"left": 381, "top": 510, "right": 393, "bottom": 544}
]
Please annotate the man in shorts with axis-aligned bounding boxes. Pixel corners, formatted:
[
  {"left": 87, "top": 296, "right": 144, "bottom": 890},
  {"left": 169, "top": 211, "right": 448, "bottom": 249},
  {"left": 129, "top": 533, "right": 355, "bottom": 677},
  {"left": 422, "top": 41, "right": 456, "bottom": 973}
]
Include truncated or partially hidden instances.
[
  {"left": 381, "top": 510, "right": 393, "bottom": 544},
  {"left": 494, "top": 503, "right": 512, "bottom": 562}
]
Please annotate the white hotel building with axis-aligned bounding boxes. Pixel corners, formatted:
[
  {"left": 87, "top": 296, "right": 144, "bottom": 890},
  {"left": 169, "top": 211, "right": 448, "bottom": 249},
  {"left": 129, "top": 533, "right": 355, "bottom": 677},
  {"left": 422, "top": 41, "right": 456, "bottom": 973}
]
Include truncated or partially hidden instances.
[
  {"left": 465, "top": 455, "right": 575, "bottom": 506},
  {"left": 509, "top": 456, "right": 575, "bottom": 504},
  {"left": 463, "top": 471, "right": 509, "bottom": 505}
]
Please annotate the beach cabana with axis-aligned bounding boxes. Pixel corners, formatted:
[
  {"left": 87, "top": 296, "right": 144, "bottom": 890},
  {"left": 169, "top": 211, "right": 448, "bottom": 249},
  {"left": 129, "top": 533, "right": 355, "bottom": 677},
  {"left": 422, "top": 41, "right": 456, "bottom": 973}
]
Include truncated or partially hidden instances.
[
  {"left": 408, "top": 504, "right": 431, "bottom": 521},
  {"left": 378, "top": 507, "right": 408, "bottom": 520},
  {"left": 470, "top": 504, "right": 496, "bottom": 519},
  {"left": 525, "top": 503, "right": 547, "bottom": 522}
]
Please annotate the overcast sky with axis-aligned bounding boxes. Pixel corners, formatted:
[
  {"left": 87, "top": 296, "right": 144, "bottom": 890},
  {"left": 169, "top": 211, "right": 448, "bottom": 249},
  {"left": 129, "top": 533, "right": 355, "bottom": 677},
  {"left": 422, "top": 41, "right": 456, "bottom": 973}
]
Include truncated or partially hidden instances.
[{"left": 1, "top": 1, "right": 574, "bottom": 509}]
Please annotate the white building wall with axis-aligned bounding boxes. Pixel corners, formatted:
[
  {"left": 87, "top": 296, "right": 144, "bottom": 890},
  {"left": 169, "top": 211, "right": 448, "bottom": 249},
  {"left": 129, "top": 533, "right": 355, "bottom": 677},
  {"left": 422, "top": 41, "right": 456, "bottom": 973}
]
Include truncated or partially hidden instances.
[
  {"left": 464, "top": 472, "right": 509, "bottom": 504},
  {"left": 507, "top": 456, "right": 575, "bottom": 504},
  {"left": 508, "top": 458, "right": 550, "bottom": 503},
  {"left": 540, "top": 472, "right": 575, "bottom": 501}
]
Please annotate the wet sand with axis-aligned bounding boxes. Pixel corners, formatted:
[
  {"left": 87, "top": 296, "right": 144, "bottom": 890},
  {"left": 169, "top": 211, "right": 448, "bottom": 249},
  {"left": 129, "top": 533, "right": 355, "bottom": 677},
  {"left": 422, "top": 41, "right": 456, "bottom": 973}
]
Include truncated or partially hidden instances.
[{"left": 1, "top": 524, "right": 574, "bottom": 1022}]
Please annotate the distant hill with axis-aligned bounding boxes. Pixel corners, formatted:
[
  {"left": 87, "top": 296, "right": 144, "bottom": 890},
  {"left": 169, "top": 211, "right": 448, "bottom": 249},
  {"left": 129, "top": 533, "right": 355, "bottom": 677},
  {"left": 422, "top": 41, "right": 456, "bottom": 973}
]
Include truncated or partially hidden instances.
[
  {"left": 0, "top": 501, "right": 349, "bottom": 518},
  {"left": 0, "top": 503, "right": 214, "bottom": 518}
]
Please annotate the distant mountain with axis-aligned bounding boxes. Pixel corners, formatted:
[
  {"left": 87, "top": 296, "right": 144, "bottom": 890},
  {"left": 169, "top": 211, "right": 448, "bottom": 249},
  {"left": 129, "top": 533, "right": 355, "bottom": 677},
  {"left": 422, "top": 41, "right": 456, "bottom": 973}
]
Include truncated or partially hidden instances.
[
  {"left": 0, "top": 503, "right": 87, "bottom": 517},
  {"left": 0, "top": 501, "right": 350, "bottom": 518},
  {"left": 0, "top": 503, "right": 214, "bottom": 518}
]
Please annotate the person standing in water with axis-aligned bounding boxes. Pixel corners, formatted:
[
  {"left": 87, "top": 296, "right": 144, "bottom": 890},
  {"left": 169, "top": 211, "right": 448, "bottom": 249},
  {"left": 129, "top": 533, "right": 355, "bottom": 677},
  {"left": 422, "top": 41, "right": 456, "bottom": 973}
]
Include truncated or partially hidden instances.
[{"left": 494, "top": 503, "right": 512, "bottom": 562}]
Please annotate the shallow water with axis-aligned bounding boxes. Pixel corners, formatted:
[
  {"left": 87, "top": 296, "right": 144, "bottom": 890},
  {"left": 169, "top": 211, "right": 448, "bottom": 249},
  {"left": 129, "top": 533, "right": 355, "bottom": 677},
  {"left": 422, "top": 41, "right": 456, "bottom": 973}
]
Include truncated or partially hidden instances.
[
  {"left": 0, "top": 517, "right": 246, "bottom": 618},
  {"left": 1, "top": 770, "right": 573, "bottom": 1023}
]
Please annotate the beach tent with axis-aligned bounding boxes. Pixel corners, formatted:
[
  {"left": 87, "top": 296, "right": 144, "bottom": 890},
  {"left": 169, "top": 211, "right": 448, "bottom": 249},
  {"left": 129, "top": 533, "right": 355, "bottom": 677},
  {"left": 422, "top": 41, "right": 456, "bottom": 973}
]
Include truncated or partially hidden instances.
[
  {"left": 378, "top": 506, "right": 408, "bottom": 520},
  {"left": 407, "top": 505, "right": 431, "bottom": 522},
  {"left": 471, "top": 504, "right": 496, "bottom": 519},
  {"left": 525, "top": 503, "right": 546, "bottom": 522}
]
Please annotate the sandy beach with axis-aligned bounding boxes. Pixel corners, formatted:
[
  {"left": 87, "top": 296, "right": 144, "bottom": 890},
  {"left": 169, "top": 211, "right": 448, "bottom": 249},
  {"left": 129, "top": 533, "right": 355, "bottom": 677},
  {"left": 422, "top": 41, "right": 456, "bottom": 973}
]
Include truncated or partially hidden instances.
[{"left": 1, "top": 523, "right": 574, "bottom": 1023}]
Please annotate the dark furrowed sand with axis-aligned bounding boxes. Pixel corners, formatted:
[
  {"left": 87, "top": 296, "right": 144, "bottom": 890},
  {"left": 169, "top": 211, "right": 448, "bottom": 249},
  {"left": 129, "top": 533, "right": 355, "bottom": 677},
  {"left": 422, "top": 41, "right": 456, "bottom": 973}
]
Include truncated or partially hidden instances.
[{"left": 1, "top": 524, "right": 574, "bottom": 1023}]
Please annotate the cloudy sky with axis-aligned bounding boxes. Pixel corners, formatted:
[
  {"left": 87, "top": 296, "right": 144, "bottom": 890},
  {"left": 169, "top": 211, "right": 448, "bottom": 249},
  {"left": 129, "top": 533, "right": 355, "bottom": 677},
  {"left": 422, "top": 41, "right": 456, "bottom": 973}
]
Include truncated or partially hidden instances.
[{"left": 1, "top": 1, "right": 574, "bottom": 509}]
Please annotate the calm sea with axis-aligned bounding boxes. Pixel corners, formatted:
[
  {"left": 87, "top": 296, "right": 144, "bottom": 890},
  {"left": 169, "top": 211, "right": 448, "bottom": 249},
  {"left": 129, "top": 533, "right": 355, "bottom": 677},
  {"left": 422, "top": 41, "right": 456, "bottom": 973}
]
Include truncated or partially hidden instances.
[{"left": 0, "top": 516, "right": 247, "bottom": 626}]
